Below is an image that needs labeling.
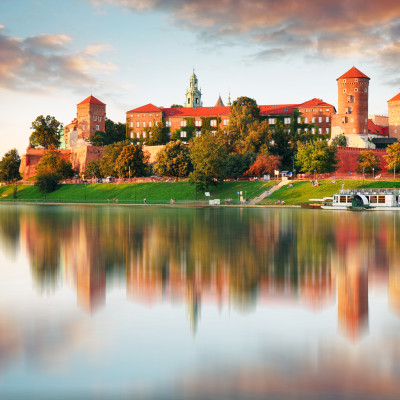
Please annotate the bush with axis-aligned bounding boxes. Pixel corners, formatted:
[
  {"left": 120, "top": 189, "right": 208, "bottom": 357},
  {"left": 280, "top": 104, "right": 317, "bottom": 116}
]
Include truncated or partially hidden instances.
[{"left": 35, "top": 172, "right": 61, "bottom": 193}]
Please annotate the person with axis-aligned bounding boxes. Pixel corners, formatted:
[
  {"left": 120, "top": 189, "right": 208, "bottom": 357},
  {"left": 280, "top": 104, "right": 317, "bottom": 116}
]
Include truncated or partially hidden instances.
[{"left": 144, "top": 198, "right": 147, "bottom": 204}]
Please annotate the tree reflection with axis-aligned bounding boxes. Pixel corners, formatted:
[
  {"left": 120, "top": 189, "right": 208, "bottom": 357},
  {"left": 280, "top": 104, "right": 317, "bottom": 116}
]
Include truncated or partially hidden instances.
[{"left": 3, "top": 205, "right": 400, "bottom": 340}]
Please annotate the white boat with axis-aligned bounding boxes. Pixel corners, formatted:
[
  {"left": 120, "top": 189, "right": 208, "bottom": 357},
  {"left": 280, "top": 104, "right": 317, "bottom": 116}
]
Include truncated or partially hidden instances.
[{"left": 320, "top": 188, "right": 400, "bottom": 211}]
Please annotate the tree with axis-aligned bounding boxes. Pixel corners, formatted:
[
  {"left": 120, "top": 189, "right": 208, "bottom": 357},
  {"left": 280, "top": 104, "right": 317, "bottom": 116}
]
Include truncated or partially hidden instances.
[
  {"left": 226, "top": 96, "right": 261, "bottom": 153},
  {"left": 153, "top": 140, "right": 192, "bottom": 177},
  {"left": 295, "top": 140, "right": 339, "bottom": 174},
  {"left": 0, "top": 149, "right": 21, "bottom": 183},
  {"left": 115, "top": 145, "right": 150, "bottom": 178},
  {"left": 37, "top": 151, "right": 75, "bottom": 179},
  {"left": 99, "top": 142, "right": 126, "bottom": 177},
  {"left": 146, "top": 121, "right": 170, "bottom": 145},
  {"left": 331, "top": 134, "right": 347, "bottom": 147},
  {"left": 88, "top": 119, "right": 127, "bottom": 146},
  {"left": 170, "top": 104, "right": 183, "bottom": 108},
  {"left": 35, "top": 172, "right": 61, "bottom": 193},
  {"left": 225, "top": 153, "right": 256, "bottom": 178},
  {"left": 189, "top": 132, "right": 228, "bottom": 191},
  {"left": 356, "top": 150, "right": 381, "bottom": 174},
  {"left": 85, "top": 161, "right": 103, "bottom": 179},
  {"left": 384, "top": 142, "right": 400, "bottom": 172},
  {"left": 29, "top": 115, "right": 62, "bottom": 149},
  {"left": 245, "top": 154, "right": 282, "bottom": 177}
]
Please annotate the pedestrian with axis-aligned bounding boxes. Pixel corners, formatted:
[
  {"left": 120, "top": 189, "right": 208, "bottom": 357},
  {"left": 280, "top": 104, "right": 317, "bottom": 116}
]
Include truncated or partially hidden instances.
[{"left": 144, "top": 198, "right": 147, "bottom": 204}]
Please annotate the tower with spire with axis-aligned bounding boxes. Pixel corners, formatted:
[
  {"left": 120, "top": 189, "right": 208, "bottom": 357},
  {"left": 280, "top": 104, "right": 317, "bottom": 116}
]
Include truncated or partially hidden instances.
[{"left": 185, "top": 68, "right": 202, "bottom": 107}]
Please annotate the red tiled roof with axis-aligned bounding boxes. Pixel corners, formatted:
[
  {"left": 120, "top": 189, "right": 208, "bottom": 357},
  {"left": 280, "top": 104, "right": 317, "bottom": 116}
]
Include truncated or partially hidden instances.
[
  {"left": 388, "top": 92, "right": 400, "bottom": 102},
  {"left": 259, "top": 104, "right": 297, "bottom": 115},
  {"left": 126, "top": 103, "right": 162, "bottom": 113},
  {"left": 368, "top": 119, "right": 389, "bottom": 136},
  {"left": 163, "top": 106, "right": 230, "bottom": 117},
  {"left": 337, "top": 67, "right": 370, "bottom": 80},
  {"left": 78, "top": 95, "right": 105, "bottom": 105},
  {"left": 298, "top": 98, "right": 335, "bottom": 108}
]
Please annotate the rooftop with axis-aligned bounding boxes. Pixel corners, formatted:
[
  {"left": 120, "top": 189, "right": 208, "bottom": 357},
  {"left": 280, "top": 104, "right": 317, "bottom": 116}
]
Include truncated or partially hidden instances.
[
  {"left": 78, "top": 95, "right": 105, "bottom": 106},
  {"left": 388, "top": 92, "right": 400, "bottom": 102},
  {"left": 126, "top": 103, "right": 162, "bottom": 114},
  {"left": 337, "top": 67, "right": 370, "bottom": 80}
]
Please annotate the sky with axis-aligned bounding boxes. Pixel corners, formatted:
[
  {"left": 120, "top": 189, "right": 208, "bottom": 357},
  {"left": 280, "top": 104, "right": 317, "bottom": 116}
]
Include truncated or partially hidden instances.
[{"left": 1, "top": 0, "right": 400, "bottom": 157}]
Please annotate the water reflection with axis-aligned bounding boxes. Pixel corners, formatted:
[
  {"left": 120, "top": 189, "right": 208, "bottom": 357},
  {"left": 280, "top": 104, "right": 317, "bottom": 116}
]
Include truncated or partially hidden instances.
[{"left": 1, "top": 206, "right": 399, "bottom": 341}]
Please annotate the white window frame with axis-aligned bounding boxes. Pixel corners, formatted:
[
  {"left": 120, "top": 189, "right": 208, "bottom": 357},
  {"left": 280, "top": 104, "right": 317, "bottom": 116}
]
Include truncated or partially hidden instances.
[
  {"left": 180, "top": 120, "right": 187, "bottom": 127},
  {"left": 210, "top": 119, "right": 217, "bottom": 127},
  {"left": 93, "top": 116, "right": 97, "bottom": 121},
  {"left": 326, "top": 117, "right": 330, "bottom": 123},
  {"left": 136, "top": 122, "right": 140, "bottom": 128},
  {"left": 318, "top": 117, "right": 322, "bottom": 123},
  {"left": 195, "top": 120, "right": 202, "bottom": 127},
  {"left": 284, "top": 117, "right": 291, "bottom": 124},
  {"left": 180, "top": 131, "right": 187, "bottom": 138},
  {"left": 268, "top": 118, "right": 275, "bottom": 125},
  {"left": 96, "top": 124, "right": 99, "bottom": 130},
  {"left": 142, "top": 121, "right": 146, "bottom": 127}
]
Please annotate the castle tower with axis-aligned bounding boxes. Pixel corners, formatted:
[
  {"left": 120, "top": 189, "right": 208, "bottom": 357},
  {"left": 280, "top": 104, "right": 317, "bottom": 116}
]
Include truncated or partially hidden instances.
[
  {"left": 185, "top": 69, "right": 202, "bottom": 108},
  {"left": 388, "top": 92, "right": 400, "bottom": 140},
  {"left": 214, "top": 94, "right": 225, "bottom": 107},
  {"left": 76, "top": 95, "right": 106, "bottom": 145},
  {"left": 331, "top": 67, "right": 370, "bottom": 148}
]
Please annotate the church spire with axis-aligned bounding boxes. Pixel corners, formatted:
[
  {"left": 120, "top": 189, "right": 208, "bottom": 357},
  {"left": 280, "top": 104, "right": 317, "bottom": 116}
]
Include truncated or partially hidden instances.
[
  {"left": 227, "top": 91, "right": 232, "bottom": 106},
  {"left": 185, "top": 68, "right": 202, "bottom": 107}
]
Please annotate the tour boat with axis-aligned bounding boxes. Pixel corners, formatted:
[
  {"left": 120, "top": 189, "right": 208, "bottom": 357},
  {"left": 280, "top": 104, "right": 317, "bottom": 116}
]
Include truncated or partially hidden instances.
[{"left": 320, "top": 188, "right": 400, "bottom": 211}]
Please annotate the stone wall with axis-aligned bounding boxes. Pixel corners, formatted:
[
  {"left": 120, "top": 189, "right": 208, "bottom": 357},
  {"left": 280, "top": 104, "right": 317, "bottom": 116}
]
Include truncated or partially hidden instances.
[{"left": 336, "top": 147, "right": 388, "bottom": 174}]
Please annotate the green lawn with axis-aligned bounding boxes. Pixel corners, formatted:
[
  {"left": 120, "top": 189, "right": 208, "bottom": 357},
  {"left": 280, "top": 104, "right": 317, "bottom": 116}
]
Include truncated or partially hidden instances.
[
  {"left": 0, "top": 181, "right": 274, "bottom": 204},
  {"left": 260, "top": 179, "right": 400, "bottom": 205}
]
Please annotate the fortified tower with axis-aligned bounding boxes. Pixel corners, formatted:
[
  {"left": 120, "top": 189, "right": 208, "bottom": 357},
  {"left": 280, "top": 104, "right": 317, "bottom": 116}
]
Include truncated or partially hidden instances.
[
  {"left": 185, "top": 68, "right": 202, "bottom": 107},
  {"left": 76, "top": 95, "right": 106, "bottom": 145},
  {"left": 388, "top": 92, "right": 400, "bottom": 140},
  {"left": 331, "top": 67, "right": 371, "bottom": 148}
]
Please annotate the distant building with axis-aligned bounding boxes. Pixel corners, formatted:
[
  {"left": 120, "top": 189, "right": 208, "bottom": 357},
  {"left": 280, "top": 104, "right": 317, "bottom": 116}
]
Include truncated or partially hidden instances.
[
  {"left": 185, "top": 68, "right": 203, "bottom": 107},
  {"left": 388, "top": 92, "right": 400, "bottom": 139}
]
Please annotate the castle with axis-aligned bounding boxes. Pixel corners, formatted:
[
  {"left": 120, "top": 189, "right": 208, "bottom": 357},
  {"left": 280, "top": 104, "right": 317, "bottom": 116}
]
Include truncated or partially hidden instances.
[{"left": 19, "top": 67, "right": 400, "bottom": 179}]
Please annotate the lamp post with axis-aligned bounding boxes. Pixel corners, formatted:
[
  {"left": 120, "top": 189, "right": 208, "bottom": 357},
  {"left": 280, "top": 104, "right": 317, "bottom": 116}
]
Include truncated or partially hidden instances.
[
  {"left": 362, "top": 167, "right": 365, "bottom": 185},
  {"left": 373, "top": 167, "right": 375, "bottom": 179},
  {"left": 395, "top": 156, "right": 397, "bottom": 180},
  {"left": 85, "top": 181, "right": 87, "bottom": 201},
  {"left": 129, "top": 166, "right": 131, "bottom": 181},
  {"left": 314, "top": 169, "right": 316, "bottom": 181}
]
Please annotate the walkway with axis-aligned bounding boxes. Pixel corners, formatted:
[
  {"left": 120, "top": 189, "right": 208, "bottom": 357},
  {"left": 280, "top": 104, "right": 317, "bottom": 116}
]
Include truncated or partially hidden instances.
[{"left": 249, "top": 180, "right": 290, "bottom": 205}]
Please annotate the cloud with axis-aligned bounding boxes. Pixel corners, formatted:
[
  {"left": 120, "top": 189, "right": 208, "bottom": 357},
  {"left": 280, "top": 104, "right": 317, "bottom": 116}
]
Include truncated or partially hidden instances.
[
  {"left": 88, "top": 0, "right": 400, "bottom": 69},
  {"left": 0, "top": 28, "right": 117, "bottom": 92}
]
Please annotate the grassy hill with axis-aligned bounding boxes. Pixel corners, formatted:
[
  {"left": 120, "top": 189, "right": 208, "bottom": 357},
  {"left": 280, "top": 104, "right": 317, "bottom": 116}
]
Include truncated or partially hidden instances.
[
  {"left": 260, "top": 179, "right": 400, "bottom": 205},
  {"left": 0, "top": 181, "right": 274, "bottom": 204}
]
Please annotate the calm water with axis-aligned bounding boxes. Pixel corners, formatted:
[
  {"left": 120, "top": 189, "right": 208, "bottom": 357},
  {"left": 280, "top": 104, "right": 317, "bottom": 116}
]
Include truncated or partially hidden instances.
[{"left": 0, "top": 205, "right": 400, "bottom": 399}]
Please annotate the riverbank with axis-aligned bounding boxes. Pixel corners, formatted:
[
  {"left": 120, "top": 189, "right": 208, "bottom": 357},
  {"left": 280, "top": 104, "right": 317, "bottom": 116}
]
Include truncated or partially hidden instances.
[{"left": 0, "top": 181, "right": 275, "bottom": 205}]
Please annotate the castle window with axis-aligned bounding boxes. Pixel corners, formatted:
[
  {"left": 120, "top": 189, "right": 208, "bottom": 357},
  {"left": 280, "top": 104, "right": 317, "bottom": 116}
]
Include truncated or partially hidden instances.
[
  {"left": 297, "top": 128, "right": 301, "bottom": 134},
  {"left": 355, "top": 78, "right": 358, "bottom": 82},
  {"left": 155, "top": 114, "right": 159, "bottom": 117},
  {"left": 98, "top": 117, "right": 102, "bottom": 122},
  {"left": 312, "top": 117, "right": 316, "bottom": 123},
  {"left": 196, "top": 98, "right": 199, "bottom": 104},
  {"left": 188, "top": 98, "right": 191, "bottom": 105},
  {"left": 155, "top": 121, "right": 158, "bottom": 126},
  {"left": 196, "top": 131, "right": 201, "bottom": 137},
  {"left": 326, "top": 116, "right": 330, "bottom": 123},
  {"left": 82, "top": 125, "right": 86, "bottom": 130},
  {"left": 143, "top": 114, "right": 146, "bottom": 117},
  {"left": 304, "top": 117, "right": 308, "bottom": 123},
  {"left": 348, "top": 95, "right": 354, "bottom": 103},
  {"left": 365, "top": 88, "right": 368, "bottom": 92},
  {"left": 311, "top": 128, "right": 315, "bottom": 134},
  {"left": 326, "top": 128, "right": 330, "bottom": 134},
  {"left": 94, "top": 116, "right": 97, "bottom": 121},
  {"left": 268, "top": 118, "right": 275, "bottom": 125},
  {"left": 343, "top": 79, "right": 346, "bottom": 83},
  {"left": 130, "top": 122, "right": 133, "bottom": 127},
  {"left": 149, "top": 114, "right": 152, "bottom": 117},
  {"left": 343, "top": 89, "right": 347, "bottom": 93},
  {"left": 223, "top": 119, "right": 229, "bottom": 126},
  {"left": 136, "top": 132, "right": 140, "bottom": 138},
  {"left": 143, "top": 132, "right": 147, "bottom": 138},
  {"left": 180, "top": 120, "right": 187, "bottom": 127},
  {"left": 319, "top": 109, "right": 322, "bottom": 112},
  {"left": 131, "top": 115, "right": 133, "bottom": 118},
  {"left": 355, "top": 88, "right": 358, "bottom": 92},
  {"left": 195, "top": 120, "right": 202, "bottom": 127},
  {"left": 326, "top": 108, "right": 329, "bottom": 112},
  {"left": 166, "top": 121, "right": 171, "bottom": 127},
  {"left": 143, "top": 121, "right": 146, "bottom": 127},
  {"left": 312, "top": 109, "right": 314, "bottom": 112},
  {"left": 137, "top": 114, "right": 139, "bottom": 117},
  {"left": 210, "top": 120, "right": 217, "bottom": 127},
  {"left": 96, "top": 125, "right": 99, "bottom": 130},
  {"left": 318, "top": 117, "right": 322, "bottom": 123},
  {"left": 180, "top": 131, "right": 187, "bottom": 138},
  {"left": 318, "top": 128, "right": 322, "bottom": 134},
  {"left": 130, "top": 132, "right": 133, "bottom": 139},
  {"left": 297, "top": 117, "right": 301, "bottom": 123},
  {"left": 305, "top": 109, "right": 307, "bottom": 112},
  {"left": 284, "top": 117, "right": 291, "bottom": 124},
  {"left": 136, "top": 122, "right": 140, "bottom": 127},
  {"left": 148, "top": 121, "right": 152, "bottom": 127},
  {"left": 212, "top": 131, "right": 217, "bottom": 136}
]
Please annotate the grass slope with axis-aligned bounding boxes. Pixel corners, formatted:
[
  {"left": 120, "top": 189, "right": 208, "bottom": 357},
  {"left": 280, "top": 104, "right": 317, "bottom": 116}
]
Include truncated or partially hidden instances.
[
  {"left": 260, "top": 179, "right": 400, "bottom": 205},
  {"left": 0, "top": 181, "right": 274, "bottom": 204}
]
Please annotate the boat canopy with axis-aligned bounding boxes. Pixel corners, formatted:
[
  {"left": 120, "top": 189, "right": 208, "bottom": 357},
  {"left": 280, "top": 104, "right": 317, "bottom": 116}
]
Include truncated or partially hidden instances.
[{"left": 353, "top": 194, "right": 369, "bottom": 206}]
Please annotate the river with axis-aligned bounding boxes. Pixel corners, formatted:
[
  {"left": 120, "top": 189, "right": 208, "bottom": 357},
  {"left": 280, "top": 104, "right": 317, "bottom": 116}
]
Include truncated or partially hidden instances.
[{"left": 0, "top": 205, "right": 399, "bottom": 399}]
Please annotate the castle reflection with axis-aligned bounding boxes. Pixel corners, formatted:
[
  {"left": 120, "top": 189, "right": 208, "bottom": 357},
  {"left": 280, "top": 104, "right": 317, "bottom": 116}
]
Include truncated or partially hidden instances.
[{"left": 2, "top": 206, "right": 399, "bottom": 341}]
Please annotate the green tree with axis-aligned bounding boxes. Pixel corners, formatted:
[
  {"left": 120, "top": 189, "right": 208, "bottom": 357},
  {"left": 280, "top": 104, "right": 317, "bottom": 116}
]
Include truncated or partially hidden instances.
[
  {"left": 295, "top": 140, "right": 339, "bottom": 174},
  {"left": 146, "top": 121, "right": 170, "bottom": 145},
  {"left": 170, "top": 104, "right": 183, "bottom": 108},
  {"left": 37, "top": 151, "right": 75, "bottom": 179},
  {"left": 356, "top": 150, "right": 381, "bottom": 174},
  {"left": 189, "top": 132, "right": 228, "bottom": 191},
  {"left": 0, "top": 149, "right": 21, "bottom": 183},
  {"left": 35, "top": 172, "right": 61, "bottom": 193},
  {"left": 225, "top": 153, "right": 255, "bottom": 178},
  {"left": 384, "top": 142, "right": 400, "bottom": 172},
  {"left": 85, "top": 161, "right": 103, "bottom": 179},
  {"left": 331, "top": 134, "right": 347, "bottom": 147},
  {"left": 99, "top": 142, "right": 127, "bottom": 177},
  {"left": 88, "top": 119, "right": 127, "bottom": 146},
  {"left": 226, "top": 96, "right": 260, "bottom": 153},
  {"left": 115, "top": 145, "right": 150, "bottom": 178},
  {"left": 153, "top": 140, "right": 192, "bottom": 177},
  {"left": 29, "top": 115, "right": 62, "bottom": 149}
]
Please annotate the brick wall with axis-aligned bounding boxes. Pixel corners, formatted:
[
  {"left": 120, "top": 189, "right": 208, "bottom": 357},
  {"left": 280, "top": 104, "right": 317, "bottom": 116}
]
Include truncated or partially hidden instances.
[{"left": 336, "top": 147, "right": 388, "bottom": 174}]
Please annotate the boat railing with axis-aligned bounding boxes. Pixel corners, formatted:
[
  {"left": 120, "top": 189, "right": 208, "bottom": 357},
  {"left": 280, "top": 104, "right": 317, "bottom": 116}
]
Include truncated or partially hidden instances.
[{"left": 339, "top": 189, "right": 400, "bottom": 195}]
